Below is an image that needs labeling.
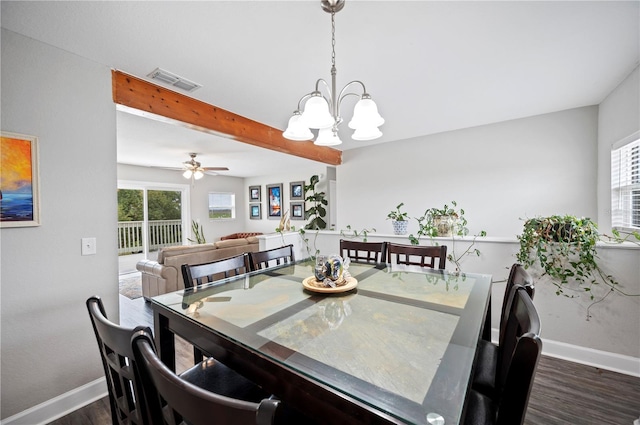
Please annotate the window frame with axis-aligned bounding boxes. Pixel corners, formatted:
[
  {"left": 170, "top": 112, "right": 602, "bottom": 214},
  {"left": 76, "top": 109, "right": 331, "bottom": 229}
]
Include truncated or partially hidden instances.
[
  {"left": 611, "top": 131, "right": 640, "bottom": 233},
  {"left": 208, "top": 192, "right": 236, "bottom": 220}
]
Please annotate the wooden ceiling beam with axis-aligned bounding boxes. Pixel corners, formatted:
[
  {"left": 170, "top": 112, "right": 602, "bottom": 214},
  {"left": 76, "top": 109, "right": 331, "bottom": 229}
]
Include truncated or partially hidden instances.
[{"left": 111, "top": 70, "right": 342, "bottom": 166}]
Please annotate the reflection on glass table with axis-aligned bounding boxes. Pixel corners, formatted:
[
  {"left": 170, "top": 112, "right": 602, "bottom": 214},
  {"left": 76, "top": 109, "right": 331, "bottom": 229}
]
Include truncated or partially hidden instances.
[{"left": 152, "top": 260, "right": 492, "bottom": 425}]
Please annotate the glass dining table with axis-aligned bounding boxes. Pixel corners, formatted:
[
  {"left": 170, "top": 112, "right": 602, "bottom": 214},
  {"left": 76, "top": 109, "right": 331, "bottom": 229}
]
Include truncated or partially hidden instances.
[{"left": 151, "top": 259, "right": 492, "bottom": 425}]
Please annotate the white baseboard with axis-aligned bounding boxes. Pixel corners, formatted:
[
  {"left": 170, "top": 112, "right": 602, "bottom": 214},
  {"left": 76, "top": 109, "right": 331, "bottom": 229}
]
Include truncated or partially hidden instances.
[
  {"left": 0, "top": 378, "right": 107, "bottom": 425},
  {"left": 3, "top": 336, "right": 639, "bottom": 425},
  {"left": 491, "top": 328, "right": 640, "bottom": 377}
]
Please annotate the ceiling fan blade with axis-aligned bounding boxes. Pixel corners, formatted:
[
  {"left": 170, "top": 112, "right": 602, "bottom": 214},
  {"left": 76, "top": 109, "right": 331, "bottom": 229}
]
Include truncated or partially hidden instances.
[{"left": 202, "top": 167, "right": 229, "bottom": 171}]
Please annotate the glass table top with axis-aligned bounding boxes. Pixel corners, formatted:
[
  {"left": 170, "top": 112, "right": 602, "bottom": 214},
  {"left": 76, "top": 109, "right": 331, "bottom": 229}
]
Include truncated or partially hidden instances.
[{"left": 152, "top": 260, "right": 492, "bottom": 425}]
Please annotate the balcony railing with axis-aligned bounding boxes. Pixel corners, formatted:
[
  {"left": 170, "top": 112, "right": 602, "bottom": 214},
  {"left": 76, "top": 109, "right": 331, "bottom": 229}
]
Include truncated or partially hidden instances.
[{"left": 118, "top": 219, "right": 183, "bottom": 255}]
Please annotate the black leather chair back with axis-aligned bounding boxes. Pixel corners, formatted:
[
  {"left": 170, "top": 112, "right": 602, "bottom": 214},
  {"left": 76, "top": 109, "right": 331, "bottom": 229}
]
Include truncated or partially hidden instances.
[
  {"left": 499, "top": 264, "right": 535, "bottom": 345},
  {"left": 495, "top": 286, "right": 542, "bottom": 424}
]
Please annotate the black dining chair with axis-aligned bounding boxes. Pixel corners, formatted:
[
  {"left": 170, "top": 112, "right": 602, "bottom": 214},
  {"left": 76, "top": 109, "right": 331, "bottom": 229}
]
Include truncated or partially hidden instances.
[
  {"left": 182, "top": 253, "right": 249, "bottom": 289},
  {"left": 132, "top": 329, "right": 281, "bottom": 425},
  {"left": 386, "top": 242, "right": 447, "bottom": 269},
  {"left": 86, "top": 296, "right": 149, "bottom": 425},
  {"left": 181, "top": 253, "right": 250, "bottom": 362},
  {"left": 87, "top": 296, "right": 270, "bottom": 425},
  {"left": 472, "top": 264, "right": 535, "bottom": 399},
  {"left": 248, "top": 245, "right": 295, "bottom": 271},
  {"left": 340, "top": 239, "right": 387, "bottom": 264},
  {"left": 464, "top": 285, "right": 542, "bottom": 425}
]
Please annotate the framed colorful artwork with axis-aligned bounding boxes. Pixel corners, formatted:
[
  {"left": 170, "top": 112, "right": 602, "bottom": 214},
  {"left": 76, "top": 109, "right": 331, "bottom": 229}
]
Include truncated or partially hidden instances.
[
  {"left": 289, "top": 181, "right": 304, "bottom": 200},
  {"left": 266, "top": 183, "right": 283, "bottom": 219},
  {"left": 1, "top": 131, "right": 40, "bottom": 227},
  {"left": 249, "top": 203, "right": 261, "bottom": 220},
  {"left": 249, "top": 185, "right": 261, "bottom": 202},
  {"left": 290, "top": 202, "right": 304, "bottom": 220}
]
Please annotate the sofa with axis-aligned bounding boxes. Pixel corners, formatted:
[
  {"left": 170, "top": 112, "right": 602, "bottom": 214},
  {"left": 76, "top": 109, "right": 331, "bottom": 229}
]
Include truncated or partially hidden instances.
[
  {"left": 136, "top": 236, "right": 261, "bottom": 301},
  {"left": 220, "top": 232, "right": 263, "bottom": 240}
]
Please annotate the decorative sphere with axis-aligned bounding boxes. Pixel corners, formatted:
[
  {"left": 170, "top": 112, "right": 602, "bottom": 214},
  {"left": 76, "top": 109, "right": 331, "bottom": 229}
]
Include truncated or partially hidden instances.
[{"left": 324, "top": 255, "right": 344, "bottom": 281}]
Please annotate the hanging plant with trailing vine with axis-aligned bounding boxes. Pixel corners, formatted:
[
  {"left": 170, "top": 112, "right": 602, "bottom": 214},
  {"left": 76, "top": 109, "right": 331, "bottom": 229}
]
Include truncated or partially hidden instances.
[{"left": 517, "top": 215, "right": 640, "bottom": 303}]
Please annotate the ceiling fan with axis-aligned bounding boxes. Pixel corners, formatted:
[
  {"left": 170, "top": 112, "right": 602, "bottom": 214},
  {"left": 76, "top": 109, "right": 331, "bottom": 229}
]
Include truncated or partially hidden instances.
[{"left": 180, "top": 153, "right": 228, "bottom": 180}]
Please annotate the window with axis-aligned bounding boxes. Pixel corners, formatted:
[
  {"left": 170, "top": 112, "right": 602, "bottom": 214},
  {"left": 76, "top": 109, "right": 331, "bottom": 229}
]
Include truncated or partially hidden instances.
[
  {"left": 208, "top": 192, "right": 235, "bottom": 219},
  {"left": 611, "top": 134, "right": 640, "bottom": 231}
]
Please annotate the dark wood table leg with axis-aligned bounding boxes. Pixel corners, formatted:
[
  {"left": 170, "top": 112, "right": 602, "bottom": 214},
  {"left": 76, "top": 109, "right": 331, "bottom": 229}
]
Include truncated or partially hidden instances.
[
  {"left": 153, "top": 309, "right": 176, "bottom": 372},
  {"left": 482, "top": 298, "right": 491, "bottom": 341}
]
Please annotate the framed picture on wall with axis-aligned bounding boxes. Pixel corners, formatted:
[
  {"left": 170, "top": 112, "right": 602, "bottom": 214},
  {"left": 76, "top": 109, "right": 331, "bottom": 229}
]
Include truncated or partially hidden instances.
[
  {"left": 266, "top": 183, "right": 283, "bottom": 219},
  {"left": 289, "top": 181, "right": 304, "bottom": 200},
  {"left": 249, "top": 185, "right": 261, "bottom": 202},
  {"left": 290, "top": 202, "right": 304, "bottom": 220},
  {"left": 1, "top": 131, "right": 41, "bottom": 227},
  {"left": 249, "top": 203, "right": 261, "bottom": 220}
]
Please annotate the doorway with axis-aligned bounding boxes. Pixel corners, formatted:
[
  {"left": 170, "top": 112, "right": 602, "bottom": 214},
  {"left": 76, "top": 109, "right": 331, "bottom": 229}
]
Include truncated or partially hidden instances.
[{"left": 117, "top": 181, "right": 190, "bottom": 274}]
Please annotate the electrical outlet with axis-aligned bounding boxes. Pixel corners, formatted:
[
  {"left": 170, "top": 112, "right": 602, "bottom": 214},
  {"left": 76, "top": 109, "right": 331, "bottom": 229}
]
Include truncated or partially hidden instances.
[{"left": 82, "top": 237, "right": 97, "bottom": 256}]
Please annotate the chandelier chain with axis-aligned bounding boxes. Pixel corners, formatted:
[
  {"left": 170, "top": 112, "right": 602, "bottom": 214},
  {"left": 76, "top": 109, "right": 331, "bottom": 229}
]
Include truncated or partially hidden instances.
[
  {"left": 331, "top": 11, "right": 336, "bottom": 69},
  {"left": 282, "top": 0, "right": 383, "bottom": 144}
]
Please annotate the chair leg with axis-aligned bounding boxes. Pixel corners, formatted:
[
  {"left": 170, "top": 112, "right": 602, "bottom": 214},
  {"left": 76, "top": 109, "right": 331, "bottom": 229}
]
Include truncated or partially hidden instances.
[
  {"left": 482, "top": 298, "right": 492, "bottom": 341},
  {"left": 193, "top": 346, "right": 204, "bottom": 364}
]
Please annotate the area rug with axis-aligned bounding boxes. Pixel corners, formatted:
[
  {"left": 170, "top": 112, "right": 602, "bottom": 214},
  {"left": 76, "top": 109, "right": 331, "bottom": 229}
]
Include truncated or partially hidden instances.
[{"left": 119, "top": 272, "right": 142, "bottom": 300}]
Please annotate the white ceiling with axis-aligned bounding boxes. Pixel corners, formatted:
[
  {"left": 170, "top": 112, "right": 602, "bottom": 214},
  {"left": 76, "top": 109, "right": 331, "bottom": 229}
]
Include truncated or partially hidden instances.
[{"left": 2, "top": 1, "right": 639, "bottom": 177}]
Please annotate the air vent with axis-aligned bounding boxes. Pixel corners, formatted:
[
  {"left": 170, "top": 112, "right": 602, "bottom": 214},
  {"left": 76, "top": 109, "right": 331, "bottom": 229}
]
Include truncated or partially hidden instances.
[{"left": 147, "top": 68, "right": 201, "bottom": 92}]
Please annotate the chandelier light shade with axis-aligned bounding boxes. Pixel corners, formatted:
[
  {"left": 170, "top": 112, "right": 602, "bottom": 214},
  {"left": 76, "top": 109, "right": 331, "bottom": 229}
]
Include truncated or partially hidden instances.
[
  {"left": 283, "top": 0, "right": 384, "bottom": 146},
  {"left": 283, "top": 111, "right": 314, "bottom": 141},
  {"left": 300, "top": 94, "right": 334, "bottom": 129},
  {"left": 348, "top": 96, "right": 385, "bottom": 129},
  {"left": 352, "top": 126, "right": 383, "bottom": 141},
  {"left": 314, "top": 128, "right": 343, "bottom": 146}
]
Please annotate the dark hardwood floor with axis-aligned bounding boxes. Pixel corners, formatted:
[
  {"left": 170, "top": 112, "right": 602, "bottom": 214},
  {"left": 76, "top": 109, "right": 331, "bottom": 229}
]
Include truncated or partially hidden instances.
[{"left": 49, "top": 295, "right": 640, "bottom": 424}]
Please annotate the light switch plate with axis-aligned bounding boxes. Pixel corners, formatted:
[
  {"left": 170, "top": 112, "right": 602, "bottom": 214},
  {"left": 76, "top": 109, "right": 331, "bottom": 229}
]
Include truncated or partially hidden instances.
[{"left": 82, "top": 237, "right": 97, "bottom": 256}]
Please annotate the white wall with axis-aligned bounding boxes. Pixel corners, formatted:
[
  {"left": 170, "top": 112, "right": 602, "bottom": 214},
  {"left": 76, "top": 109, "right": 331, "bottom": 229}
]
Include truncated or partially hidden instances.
[
  {"left": 243, "top": 165, "right": 326, "bottom": 234},
  {"left": 597, "top": 65, "right": 640, "bottom": 233},
  {"left": 1, "top": 30, "right": 117, "bottom": 419},
  {"left": 333, "top": 105, "right": 639, "bottom": 366},
  {"left": 339, "top": 106, "right": 599, "bottom": 238}
]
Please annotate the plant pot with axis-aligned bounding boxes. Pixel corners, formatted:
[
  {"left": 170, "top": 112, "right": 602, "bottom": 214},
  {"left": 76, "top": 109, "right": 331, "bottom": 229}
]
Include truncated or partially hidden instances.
[
  {"left": 531, "top": 219, "right": 578, "bottom": 243},
  {"left": 433, "top": 215, "right": 457, "bottom": 237},
  {"left": 392, "top": 220, "right": 408, "bottom": 235}
]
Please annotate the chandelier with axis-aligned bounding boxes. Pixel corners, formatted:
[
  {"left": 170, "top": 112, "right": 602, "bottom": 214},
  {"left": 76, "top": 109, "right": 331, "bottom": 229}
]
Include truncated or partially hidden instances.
[{"left": 283, "top": 0, "right": 384, "bottom": 146}]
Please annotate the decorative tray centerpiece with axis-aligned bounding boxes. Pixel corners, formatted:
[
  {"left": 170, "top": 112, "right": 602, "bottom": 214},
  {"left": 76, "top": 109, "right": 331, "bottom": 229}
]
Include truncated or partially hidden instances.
[{"left": 303, "top": 255, "right": 357, "bottom": 293}]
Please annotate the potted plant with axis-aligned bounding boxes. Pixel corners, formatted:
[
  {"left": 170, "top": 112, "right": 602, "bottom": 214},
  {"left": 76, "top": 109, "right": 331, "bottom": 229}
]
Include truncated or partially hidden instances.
[
  {"left": 387, "top": 203, "right": 409, "bottom": 235},
  {"left": 187, "top": 220, "right": 206, "bottom": 244},
  {"left": 303, "top": 174, "right": 327, "bottom": 230},
  {"left": 295, "top": 174, "right": 328, "bottom": 260},
  {"left": 409, "top": 201, "right": 464, "bottom": 239},
  {"left": 409, "top": 201, "right": 486, "bottom": 273},
  {"left": 430, "top": 202, "right": 461, "bottom": 236},
  {"left": 517, "top": 215, "right": 639, "bottom": 293}
]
